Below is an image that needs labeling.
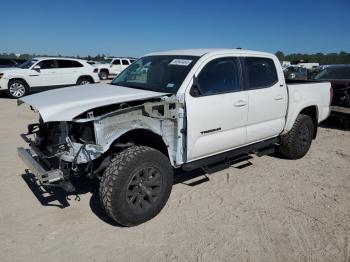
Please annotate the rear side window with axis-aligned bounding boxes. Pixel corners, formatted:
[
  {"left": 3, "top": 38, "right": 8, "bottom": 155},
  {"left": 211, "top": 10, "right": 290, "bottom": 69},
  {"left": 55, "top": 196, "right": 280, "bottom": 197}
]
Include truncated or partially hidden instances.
[
  {"left": 57, "top": 60, "right": 83, "bottom": 68},
  {"left": 245, "top": 57, "right": 278, "bottom": 89},
  {"left": 38, "top": 60, "right": 56, "bottom": 69},
  {"left": 112, "top": 59, "right": 121, "bottom": 65},
  {"left": 196, "top": 57, "right": 241, "bottom": 96},
  {"left": 129, "top": 59, "right": 135, "bottom": 64},
  {"left": 122, "top": 59, "right": 129, "bottom": 65}
]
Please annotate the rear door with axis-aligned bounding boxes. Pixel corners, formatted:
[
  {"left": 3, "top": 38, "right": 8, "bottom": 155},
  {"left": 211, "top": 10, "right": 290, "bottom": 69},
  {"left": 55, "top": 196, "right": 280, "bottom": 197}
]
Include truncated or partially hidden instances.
[
  {"left": 242, "top": 56, "right": 287, "bottom": 143},
  {"left": 186, "top": 56, "right": 248, "bottom": 161},
  {"left": 56, "top": 60, "right": 83, "bottom": 85},
  {"left": 121, "top": 59, "right": 130, "bottom": 72}
]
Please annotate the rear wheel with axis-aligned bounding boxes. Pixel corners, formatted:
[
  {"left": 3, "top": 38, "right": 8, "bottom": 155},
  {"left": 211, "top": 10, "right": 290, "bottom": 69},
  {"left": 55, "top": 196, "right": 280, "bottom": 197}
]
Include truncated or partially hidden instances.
[
  {"left": 77, "top": 77, "right": 93, "bottom": 85},
  {"left": 99, "top": 146, "right": 173, "bottom": 226},
  {"left": 279, "top": 114, "right": 314, "bottom": 159},
  {"left": 7, "top": 80, "right": 28, "bottom": 98}
]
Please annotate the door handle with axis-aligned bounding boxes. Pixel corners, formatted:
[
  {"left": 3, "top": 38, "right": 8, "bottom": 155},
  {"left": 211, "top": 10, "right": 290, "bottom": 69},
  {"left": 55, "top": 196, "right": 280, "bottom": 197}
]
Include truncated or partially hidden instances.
[
  {"left": 274, "top": 95, "right": 284, "bottom": 100},
  {"left": 234, "top": 100, "right": 247, "bottom": 107}
]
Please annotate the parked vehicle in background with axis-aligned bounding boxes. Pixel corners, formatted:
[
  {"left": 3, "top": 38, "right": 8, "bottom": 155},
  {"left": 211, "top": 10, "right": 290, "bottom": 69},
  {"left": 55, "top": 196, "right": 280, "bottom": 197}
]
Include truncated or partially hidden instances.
[
  {"left": 17, "top": 49, "right": 331, "bottom": 226},
  {"left": 0, "top": 58, "right": 27, "bottom": 68},
  {"left": 0, "top": 57, "right": 100, "bottom": 98},
  {"left": 284, "top": 65, "right": 308, "bottom": 80},
  {"left": 314, "top": 65, "right": 350, "bottom": 114},
  {"left": 95, "top": 57, "right": 136, "bottom": 80}
]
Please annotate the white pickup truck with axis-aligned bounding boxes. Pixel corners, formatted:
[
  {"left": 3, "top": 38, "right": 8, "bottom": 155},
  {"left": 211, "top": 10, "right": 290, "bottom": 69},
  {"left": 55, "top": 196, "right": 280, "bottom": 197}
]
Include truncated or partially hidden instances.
[
  {"left": 94, "top": 57, "right": 136, "bottom": 80},
  {"left": 17, "top": 49, "right": 331, "bottom": 226}
]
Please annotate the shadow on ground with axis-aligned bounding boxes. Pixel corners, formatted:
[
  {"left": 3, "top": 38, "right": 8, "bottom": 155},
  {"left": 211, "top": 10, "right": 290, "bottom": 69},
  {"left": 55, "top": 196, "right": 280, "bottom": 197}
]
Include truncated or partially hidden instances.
[{"left": 21, "top": 154, "right": 254, "bottom": 227}]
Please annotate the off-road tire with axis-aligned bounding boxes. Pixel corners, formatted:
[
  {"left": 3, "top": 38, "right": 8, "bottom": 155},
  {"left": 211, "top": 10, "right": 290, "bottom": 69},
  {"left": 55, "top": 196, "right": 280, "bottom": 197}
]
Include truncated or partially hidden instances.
[
  {"left": 7, "top": 79, "right": 29, "bottom": 98},
  {"left": 279, "top": 114, "right": 314, "bottom": 159},
  {"left": 99, "top": 70, "right": 108, "bottom": 80},
  {"left": 99, "top": 146, "right": 173, "bottom": 226}
]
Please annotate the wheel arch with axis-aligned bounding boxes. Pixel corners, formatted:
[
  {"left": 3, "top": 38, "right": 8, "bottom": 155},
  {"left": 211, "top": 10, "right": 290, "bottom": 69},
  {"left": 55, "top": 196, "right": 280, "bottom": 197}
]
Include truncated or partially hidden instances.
[
  {"left": 8, "top": 78, "right": 30, "bottom": 89},
  {"left": 77, "top": 75, "right": 94, "bottom": 84},
  {"left": 99, "top": 68, "right": 109, "bottom": 74},
  {"left": 110, "top": 128, "right": 171, "bottom": 161},
  {"left": 299, "top": 105, "right": 318, "bottom": 139}
]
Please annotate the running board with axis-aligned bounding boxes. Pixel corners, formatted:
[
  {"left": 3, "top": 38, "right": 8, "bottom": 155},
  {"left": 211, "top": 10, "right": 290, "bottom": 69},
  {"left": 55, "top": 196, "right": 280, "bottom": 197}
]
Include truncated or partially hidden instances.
[{"left": 182, "top": 138, "right": 279, "bottom": 172}]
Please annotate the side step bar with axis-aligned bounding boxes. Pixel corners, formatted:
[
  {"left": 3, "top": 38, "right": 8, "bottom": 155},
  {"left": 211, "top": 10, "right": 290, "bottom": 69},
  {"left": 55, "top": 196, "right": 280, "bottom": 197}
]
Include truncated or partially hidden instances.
[{"left": 182, "top": 137, "right": 278, "bottom": 171}]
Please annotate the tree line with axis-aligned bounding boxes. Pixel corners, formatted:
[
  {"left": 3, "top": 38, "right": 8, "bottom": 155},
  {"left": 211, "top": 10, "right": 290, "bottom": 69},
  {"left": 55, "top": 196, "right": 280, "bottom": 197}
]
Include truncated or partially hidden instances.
[
  {"left": 0, "top": 53, "right": 110, "bottom": 62},
  {"left": 1, "top": 51, "right": 350, "bottom": 65},
  {"left": 275, "top": 51, "right": 350, "bottom": 64}
]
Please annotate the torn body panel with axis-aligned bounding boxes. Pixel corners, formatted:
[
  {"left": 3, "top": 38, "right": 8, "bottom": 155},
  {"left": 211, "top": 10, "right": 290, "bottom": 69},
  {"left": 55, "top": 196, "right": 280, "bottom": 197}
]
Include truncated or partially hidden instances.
[{"left": 91, "top": 98, "right": 186, "bottom": 167}]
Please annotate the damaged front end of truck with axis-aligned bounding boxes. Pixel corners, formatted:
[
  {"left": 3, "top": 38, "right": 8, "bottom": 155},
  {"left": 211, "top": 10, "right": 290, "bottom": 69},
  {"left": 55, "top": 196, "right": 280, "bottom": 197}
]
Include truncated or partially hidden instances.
[{"left": 17, "top": 85, "right": 186, "bottom": 192}]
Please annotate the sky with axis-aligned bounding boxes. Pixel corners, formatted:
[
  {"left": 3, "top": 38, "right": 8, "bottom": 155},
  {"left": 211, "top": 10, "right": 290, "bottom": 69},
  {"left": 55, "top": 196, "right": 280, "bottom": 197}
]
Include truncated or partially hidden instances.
[{"left": 2, "top": 0, "right": 350, "bottom": 57}]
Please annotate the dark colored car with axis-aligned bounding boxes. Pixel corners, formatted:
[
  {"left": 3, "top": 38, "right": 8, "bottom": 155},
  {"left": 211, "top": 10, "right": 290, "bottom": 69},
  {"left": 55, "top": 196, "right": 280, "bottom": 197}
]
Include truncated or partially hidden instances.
[
  {"left": 314, "top": 65, "right": 350, "bottom": 108},
  {"left": 0, "top": 58, "right": 27, "bottom": 68},
  {"left": 284, "top": 66, "right": 308, "bottom": 80}
]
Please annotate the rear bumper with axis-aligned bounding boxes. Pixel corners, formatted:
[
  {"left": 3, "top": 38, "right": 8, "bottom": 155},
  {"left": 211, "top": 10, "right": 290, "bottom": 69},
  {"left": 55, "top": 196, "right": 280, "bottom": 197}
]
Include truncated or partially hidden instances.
[{"left": 18, "top": 147, "right": 64, "bottom": 184}]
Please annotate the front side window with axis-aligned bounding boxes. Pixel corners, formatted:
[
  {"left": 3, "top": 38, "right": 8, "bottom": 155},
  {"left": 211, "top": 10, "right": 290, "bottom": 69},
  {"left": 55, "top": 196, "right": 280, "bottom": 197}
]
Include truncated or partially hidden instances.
[
  {"left": 112, "top": 59, "right": 121, "bottom": 65},
  {"left": 195, "top": 57, "right": 242, "bottom": 96},
  {"left": 245, "top": 57, "right": 278, "bottom": 89},
  {"left": 112, "top": 55, "right": 199, "bottom": 94},
  {"left": 38, "top": 60, "right": 56, "bottom": 69},
  {"left": 122, "top": 59, "right": 129, "bottom": 65}
]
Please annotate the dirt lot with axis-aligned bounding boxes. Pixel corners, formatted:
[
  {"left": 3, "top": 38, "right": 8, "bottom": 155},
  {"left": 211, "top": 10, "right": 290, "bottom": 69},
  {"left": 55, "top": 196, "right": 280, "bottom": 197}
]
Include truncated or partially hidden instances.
[{"left": 0, "top": 95, "right": 349, "bottom": 262}]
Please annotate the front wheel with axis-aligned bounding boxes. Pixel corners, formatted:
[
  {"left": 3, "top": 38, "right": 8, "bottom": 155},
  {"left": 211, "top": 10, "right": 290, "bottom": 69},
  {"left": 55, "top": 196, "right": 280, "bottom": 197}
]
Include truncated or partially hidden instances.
[
  {"left": 278, "top": 114, "right": 314, "bottom": 159},
  {"left": 99, "top": 146, "right": 173, "bottom": 226},
  {"left": 7, "top": 80, "right": 28, "bottom": 98},
  {"left": 99, "top": 70, "right": 108, "bottom": 80}
]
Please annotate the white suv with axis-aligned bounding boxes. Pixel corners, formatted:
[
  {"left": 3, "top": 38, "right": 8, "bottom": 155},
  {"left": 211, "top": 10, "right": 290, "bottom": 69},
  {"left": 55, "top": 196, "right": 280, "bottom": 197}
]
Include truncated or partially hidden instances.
[
  {"left": 0, "top": 57, "right": 100, "bottom": 98},
  {"left": 95, "top": 57, "right": 136, "bottom": 80}
]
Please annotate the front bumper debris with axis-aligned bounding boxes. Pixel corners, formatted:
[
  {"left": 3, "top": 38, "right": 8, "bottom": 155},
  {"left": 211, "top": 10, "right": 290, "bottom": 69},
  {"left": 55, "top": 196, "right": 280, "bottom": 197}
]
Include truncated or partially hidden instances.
[{"left": 17, "top": 147, "right": 64, "bottom": 184}]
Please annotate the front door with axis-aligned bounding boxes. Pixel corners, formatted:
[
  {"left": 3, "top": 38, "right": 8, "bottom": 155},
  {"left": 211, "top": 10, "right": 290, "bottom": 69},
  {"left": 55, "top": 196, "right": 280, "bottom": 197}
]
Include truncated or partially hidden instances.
[
  {"left": 110, "top": 59, "right": 122, "bottom": 75},
  {"left": 28, "top": 59, "right": 59, "bottom": 87},
  {"left": 186, "top": 56, "right": 248, "bottom": 162}
]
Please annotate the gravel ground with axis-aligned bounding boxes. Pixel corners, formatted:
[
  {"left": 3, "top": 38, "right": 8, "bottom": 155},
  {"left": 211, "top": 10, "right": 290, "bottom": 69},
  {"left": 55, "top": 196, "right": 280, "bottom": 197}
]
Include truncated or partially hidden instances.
[{"left": 0, "top": 92, "right": 349, "bottom": 262}]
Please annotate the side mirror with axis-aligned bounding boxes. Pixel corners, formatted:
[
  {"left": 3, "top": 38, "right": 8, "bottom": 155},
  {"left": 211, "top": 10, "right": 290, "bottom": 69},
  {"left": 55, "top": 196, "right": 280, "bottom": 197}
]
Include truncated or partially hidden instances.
[
  {"left": 190, "top": 76, "right": 203, "bottom": 97},
  {"left": 33, "top": 65, "right": 41, "bottom": 71}
]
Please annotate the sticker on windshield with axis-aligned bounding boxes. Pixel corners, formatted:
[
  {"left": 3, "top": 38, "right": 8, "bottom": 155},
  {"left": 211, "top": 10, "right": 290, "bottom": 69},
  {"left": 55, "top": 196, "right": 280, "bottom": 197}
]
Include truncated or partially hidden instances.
[
  {"left": 169, "top": 59, "right": 192, "bottom": 66},
  {"left": 166, "top": 83, "right": 175, "bottom": 88}
]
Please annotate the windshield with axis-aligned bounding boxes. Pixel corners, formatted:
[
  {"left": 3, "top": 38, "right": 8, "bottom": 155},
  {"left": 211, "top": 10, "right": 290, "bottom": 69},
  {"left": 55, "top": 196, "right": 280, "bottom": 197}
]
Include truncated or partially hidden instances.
[
  {"left": 314, "top": 67, "right": 350, "bottom": 80},
  {"left": 101, "top": 59, "right": 113, "bottom": 64},
  {"left": 18, "top": 59, "right": 38, "bottom": 69},
  {"left": 111, "top": 55, "right": 199, "bottom": 93}
]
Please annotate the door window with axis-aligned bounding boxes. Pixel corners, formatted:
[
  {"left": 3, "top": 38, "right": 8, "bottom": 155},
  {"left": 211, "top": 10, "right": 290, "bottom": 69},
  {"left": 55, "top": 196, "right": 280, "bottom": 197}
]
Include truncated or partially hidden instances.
[
  {"left": 194, "top": 57, "right": 242, "bottom": 96},
  {"left": 112, "top": 59, "right": 121, "bottom": 65},
  {"left": 57, "top": 60, "right": 83, "bottom": 68},
  {"left": 245, "top": 57, "right": 278, "bottom": 89},
  {"left": 122, "top": 59, "right": 129, "bottom": 65},
  {"left": 37, "top": 60, "right": 57, "bottom": 69}
]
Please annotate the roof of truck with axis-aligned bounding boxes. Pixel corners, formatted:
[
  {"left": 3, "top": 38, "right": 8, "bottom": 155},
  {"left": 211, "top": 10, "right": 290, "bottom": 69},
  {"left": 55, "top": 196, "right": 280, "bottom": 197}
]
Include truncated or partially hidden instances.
[{"left": 146, "top": 48, "right": 273, "bottom": 57}]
